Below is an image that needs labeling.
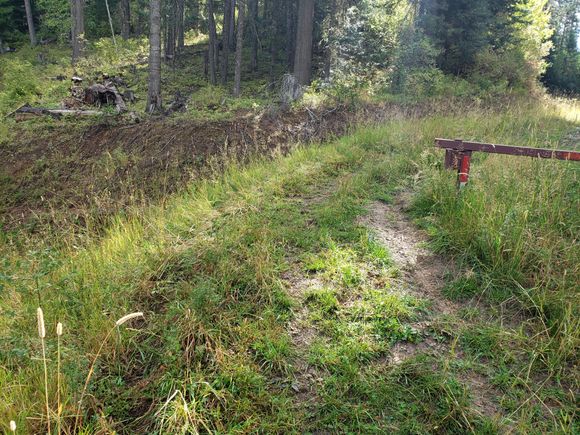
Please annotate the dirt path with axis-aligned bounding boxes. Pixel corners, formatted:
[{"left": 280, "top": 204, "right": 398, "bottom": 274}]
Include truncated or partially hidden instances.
[
  {"left": 282, "top": 181, "right": 338, "bottom": 413},
  {"left": 360, "top": 194, "right": 459, "bottom": 315},
  {"left": 281, "top": 187, "right": 504, "bottom": 422},
  {"left": 360, "top": 194, "right": 503, "bottom": 419}
]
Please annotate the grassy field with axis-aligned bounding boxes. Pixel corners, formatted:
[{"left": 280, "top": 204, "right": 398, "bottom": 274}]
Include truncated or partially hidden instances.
[{"left": 0, "top": 96, "right": 578, "bottom": 433}]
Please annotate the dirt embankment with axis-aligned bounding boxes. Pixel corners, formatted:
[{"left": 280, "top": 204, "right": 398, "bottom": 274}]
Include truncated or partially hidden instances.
[
  {"left": 2, "top": 95, "right": 489, "bottom": 233},
  {"left": 0, "top": 102, "right": 425, "bottom": 233}
]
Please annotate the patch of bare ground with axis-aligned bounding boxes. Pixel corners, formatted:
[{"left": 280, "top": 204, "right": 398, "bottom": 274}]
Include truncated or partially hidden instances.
[
  {"left": 283, "top": 271, "right": 326, "bottom": 405},
  {"left": 359, "top": 194, "right": 460, "bottom": 316},
  {"left": 360, "top": 193, "right": 503, "bottom": 419},
  {"left": 281, "top": 181, "right": 339, "bottom": 410}
]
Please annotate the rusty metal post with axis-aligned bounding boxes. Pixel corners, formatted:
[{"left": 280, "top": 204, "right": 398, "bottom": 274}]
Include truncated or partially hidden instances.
[{"left": 457, "top": 151, "right": 472, "bottom": 189}]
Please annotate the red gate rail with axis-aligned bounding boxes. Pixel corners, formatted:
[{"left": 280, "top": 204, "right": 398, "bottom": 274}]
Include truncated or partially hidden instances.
[{"left": 435, "top": 138, "right": 580, "bottom": 188}]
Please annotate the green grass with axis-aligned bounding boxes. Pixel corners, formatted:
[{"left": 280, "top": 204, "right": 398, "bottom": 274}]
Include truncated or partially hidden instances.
[
  {"left": 0, "top": 97, "right": 578, "bottom": 433},
  {"left": 0, "top": 36, "right": 276, "bottom": 144},
  {"left": 412, "top": 101, "right": 579, "bottom": 371},
  {"left": 442, "top": 274, "right": 481, "bottom": 301},
  {"left": 307, "top": 355, "right": 496, "bottom": 434}
]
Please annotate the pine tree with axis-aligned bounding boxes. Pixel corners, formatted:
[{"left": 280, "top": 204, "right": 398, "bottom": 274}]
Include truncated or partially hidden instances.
[
  {"left": 221, "top": 0, "right": 234, "bottom": 84},
  {"left": 207, "top": 0, "right": 219, "bottom": 85},
  {"left": 233, "top": 0, "right": 246, "bottom": 96},
  {"left": 165, "top": 0, "right": 178, "bottom": 61},
  {"left": 294, "top": 0, "right": 314, "bottom": 85},
  {"left": 23, "top": 0, "right": 36, "bottom": 45},
  {"left": 0, "top": 0, "right": 13, "bottom": 50},
  {"left": 147, "top": 0, "right": 162, "bottom": 113},
  {"left": 176, "top": 0, "right": 185, "bottom": 52},
  {"left": 543, "top": 0, "right": 580, "bottom": 92},
  {"left": 71, "top": 0, "right": 85, "bottom": 63},
  {"left": 120, "top": 0, "right": 130, "bottom": 40}
]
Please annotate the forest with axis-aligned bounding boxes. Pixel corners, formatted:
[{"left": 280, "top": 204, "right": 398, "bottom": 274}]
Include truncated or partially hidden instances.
[
  {"left": 0, "top": 0, "right": 579, "bottom": 434},
  {"left": 0, "top": 0, "right": 578, "bottom": 115}
]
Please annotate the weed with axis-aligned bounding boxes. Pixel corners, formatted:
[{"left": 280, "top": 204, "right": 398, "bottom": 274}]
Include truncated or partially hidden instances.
[
  {"left": 250, "top": 332, "right": 292, "bottom": 373},
  {"left": 305, "top": 288, "right": 340, "bottom": 316},
  {"left": 443, "top": 274, "right": 480, "bottom": 301},
  {"left": 36, "top": 308, "right": 50, "bottom": 434}
]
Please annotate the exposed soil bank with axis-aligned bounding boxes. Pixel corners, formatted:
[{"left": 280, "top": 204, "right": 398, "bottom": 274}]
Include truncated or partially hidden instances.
[
  {"left": 0, "top": 103, "right": 398, "bottom": 231},
  {"left": 0, "top": 97, "right": 490, "bottom": 232}
]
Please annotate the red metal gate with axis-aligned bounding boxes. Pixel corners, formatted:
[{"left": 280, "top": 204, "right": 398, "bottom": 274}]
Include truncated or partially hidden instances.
[{"left": 435, "top": 138, "right": 580, "bottom": 189}]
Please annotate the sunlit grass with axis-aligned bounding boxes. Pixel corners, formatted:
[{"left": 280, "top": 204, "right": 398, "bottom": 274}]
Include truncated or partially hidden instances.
[
  {"left": 0, "top": 97, "right": 578, "bottom": 432},
  {"left": 551, "top": 96, "right": 580, "bottom": 124}
]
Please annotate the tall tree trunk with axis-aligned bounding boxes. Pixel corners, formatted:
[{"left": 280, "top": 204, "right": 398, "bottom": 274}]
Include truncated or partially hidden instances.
[
  {"left": 71, "top": 0, "right": 85, "bottom": 64},
  {"left": 165, "top": 0, "right": 176, "bottom": 60},
  {"left": 207, "top": 0, "right": 218, "bottom": 85},
  {"left": 249, "top": 0, "right": 258, "bottom": 72},
  {"left": 268, "top": 0, "right": 276, "bottom": 81},
  {"left": 176, "top": 0, "right": 185, "bottom": 52},
  {"left": 228, "top": 0, "right": 236, "bottom": 50},
  {"left": 120, "top": 0, "right": 130, "bottom": 40},
  {"left": 293, "top": 0, "right": 314, "bottom": 85},
  {"left": 221, "top": 0, "right": 233, "bottom": 84},
  {"left": 147, "top": 0, "right": 162, "bottom": 113},
  {"left": 23, "top": 0, "right": 36, "bottom": 46},
  {"left": 233, "top": 0, "right": 245, "bottom": 97},
  {"left": 323, "top": 0, "right": 337, "bottom": 81},
  {"left": 286, "top": 1, "right": 295, "bottom": 69},
  {"left": 135, "top": 0, "right": 145, "bottom": 35}
]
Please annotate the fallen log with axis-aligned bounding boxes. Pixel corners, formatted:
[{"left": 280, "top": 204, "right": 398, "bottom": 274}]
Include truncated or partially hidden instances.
[
  {"left": 36, "top": 109, "right": 102, "bottom": 116},
  {"left": 8, "top": 105, "right": 102, "bottom": 120}
]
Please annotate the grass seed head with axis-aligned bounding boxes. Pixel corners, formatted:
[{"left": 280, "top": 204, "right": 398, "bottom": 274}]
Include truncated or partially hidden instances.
[
  {"left": 37, "top": 308, "right": 46, "bottom": 339},
  {"left": 115, "top": 312, "right": 144, "bottom": 326},
  {"left": 10, "top": 420, "right": 16, "bottom": 432},
  {"left": 56, "top": 322, "right": 63, "bottom": 336}
]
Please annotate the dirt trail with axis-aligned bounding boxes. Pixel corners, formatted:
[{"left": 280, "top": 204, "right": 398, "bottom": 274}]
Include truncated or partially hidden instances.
[
  {"left": 361, "top": 194, "right": 502, "bottom": 418},
  {"left": 281, "top": 185, "right": 503, "bottom": 420},
  {"left": 282, "top": 181, "right": 339, "bottom": 411},
  {"left": 360, "top": 194, "right": 460, "bottom": 316}
]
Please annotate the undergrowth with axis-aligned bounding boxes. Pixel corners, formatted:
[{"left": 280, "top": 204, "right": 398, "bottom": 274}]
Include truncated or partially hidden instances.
[{"left": 0, "top": 37, "right": 273, "bottom": 142}]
